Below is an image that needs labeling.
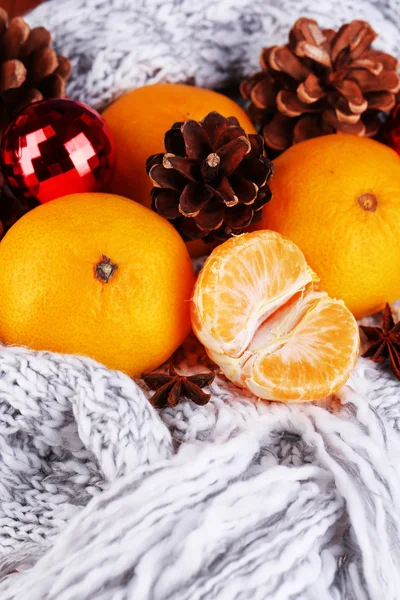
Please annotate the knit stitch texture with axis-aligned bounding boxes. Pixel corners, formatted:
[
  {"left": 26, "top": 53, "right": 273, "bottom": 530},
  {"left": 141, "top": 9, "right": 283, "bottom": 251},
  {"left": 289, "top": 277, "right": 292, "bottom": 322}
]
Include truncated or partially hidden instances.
[{"left": 0, "top": 1, "right": 399, "bottom": 598}]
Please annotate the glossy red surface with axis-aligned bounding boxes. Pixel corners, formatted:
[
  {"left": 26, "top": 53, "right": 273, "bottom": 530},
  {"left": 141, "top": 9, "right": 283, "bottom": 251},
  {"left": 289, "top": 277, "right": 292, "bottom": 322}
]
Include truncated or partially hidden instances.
[{"left": 1, "top": 98, "right": 115, "bottom": 203}]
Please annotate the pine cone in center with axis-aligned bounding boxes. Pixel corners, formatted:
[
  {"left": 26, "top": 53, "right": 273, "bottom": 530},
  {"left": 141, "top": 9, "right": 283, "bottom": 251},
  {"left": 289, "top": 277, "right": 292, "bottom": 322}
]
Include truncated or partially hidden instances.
[
  {"left": 146, "top": 111, "right": 273, "bottom": 242},
  {"left": 241, "top": 18, "right": 400, "bottom": 152}
]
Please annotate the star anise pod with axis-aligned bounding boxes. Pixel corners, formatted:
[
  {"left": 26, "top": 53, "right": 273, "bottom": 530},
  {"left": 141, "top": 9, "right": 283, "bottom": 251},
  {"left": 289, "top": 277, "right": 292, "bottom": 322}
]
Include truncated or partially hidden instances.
[
  {"left": 143, "top": 364, "right": 215, "bottom": 408},
  {"left": 360, "top": 303, "right": 400, "bottom": 379}
]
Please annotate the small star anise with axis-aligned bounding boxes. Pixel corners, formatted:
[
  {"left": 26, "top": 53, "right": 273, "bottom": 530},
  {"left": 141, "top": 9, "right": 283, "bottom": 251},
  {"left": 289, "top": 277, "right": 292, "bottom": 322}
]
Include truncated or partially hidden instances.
[
  {"left": 360, "top": 303, "right": 400, "bottom": 379},
  {"left": 143, "top": 364, "right": 215, "bottom": 408}
]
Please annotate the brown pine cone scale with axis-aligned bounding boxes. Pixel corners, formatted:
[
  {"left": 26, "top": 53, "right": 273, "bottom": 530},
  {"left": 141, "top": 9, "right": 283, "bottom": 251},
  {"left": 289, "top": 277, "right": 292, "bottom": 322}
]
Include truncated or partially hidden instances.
[
  {"left": 241, "top": 18, "right": 400, "bottom": 152},
  {"left": 146, "top": 111, "right": 274, "bottom": 242},
  {"left": 0, "top": 8, "right": 71, "bottom": 139}
]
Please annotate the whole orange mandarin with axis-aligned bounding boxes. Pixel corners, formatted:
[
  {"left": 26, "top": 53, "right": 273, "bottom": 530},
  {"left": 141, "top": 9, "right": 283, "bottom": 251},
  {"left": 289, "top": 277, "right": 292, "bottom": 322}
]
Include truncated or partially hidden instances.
[
  {"left": 0, "top": 193, "right": 195, "bottom": 376},
  {"left": 258, "top": 134, "right": 400, "bottom": 319},
  {"left": 102, "top": 83, "right": 256, "bottom": 258}
]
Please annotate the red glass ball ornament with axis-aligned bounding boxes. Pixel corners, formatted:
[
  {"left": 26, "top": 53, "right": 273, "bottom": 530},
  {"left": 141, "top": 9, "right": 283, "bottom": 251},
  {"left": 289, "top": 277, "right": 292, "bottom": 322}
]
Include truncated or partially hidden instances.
[
  {"left": 384, "top": 103, "right": 400, "bottom": 154},
  {"left": 1, "top": 98, "right": 115, "bottom": 204}
]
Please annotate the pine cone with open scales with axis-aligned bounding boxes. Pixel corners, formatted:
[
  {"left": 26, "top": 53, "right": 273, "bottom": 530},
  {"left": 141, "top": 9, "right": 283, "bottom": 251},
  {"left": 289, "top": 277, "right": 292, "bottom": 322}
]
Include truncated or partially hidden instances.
[
  {"left": 241, "top": 18, "right": 400, "bottom": 152},
  {"left": 146, "top": 111, "right": 274, "bottom": 242},
  {"left": 0, "top": 8, "right": 71, "bottom": 140}
]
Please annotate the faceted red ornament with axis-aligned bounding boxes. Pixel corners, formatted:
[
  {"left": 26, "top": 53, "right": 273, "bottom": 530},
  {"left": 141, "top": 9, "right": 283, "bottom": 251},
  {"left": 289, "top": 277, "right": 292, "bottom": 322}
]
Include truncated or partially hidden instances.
[
  {"left": 1, "top": 98, "right": 115, "bottom": 204},
  {"left": 384, "top": 102, "right": 400, "bottom": 155}
]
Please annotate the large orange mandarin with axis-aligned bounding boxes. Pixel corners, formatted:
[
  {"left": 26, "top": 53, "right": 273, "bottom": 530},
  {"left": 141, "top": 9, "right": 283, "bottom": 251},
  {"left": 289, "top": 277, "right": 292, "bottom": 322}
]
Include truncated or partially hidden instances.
[
  {"left": 0, "top": 193, "right": 195, "bottom": 376},
  {"left": 191, "top": 231, "right": 359, "bottom": 402},
  {"left": 102, "top": 83, "right": 256, "bottom": 257},
  {"left": 258, "top": 134, "right": 400, "bottom": 319}
]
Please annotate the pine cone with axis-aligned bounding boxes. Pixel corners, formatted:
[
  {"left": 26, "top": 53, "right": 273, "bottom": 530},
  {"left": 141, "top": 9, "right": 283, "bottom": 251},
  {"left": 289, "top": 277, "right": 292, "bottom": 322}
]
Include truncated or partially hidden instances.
[
  {"left": 0, "top": 8, "right": 71, "bottom": 139},
  {"left": 241, "top": 18, "right": 400, "bottom": 152},
  {"left": 146, "top": 111, "right": 274, "bottom": 242}
]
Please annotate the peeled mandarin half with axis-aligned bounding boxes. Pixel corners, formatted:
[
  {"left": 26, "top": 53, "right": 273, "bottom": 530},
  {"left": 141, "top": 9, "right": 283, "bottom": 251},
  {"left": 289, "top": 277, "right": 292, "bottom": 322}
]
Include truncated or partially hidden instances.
[{"left": 191, "top": 231, "right": 359, "bottom": 402}]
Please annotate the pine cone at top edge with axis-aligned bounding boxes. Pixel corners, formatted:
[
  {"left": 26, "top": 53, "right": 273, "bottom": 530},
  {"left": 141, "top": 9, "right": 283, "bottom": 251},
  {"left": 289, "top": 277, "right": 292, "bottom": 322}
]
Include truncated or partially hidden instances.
[
  {"left": 241, "top": 18, "right": 400, "bottom": 152},
  {"left": 0, "top": 8, "right": 72, "bottom": 140},
  {"left": 146, "top": 111, "right": 274, "bottom": 242}
]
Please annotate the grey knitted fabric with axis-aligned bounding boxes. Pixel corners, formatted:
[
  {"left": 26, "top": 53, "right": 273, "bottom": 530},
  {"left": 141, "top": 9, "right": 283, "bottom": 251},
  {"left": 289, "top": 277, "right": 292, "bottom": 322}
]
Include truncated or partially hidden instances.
[{"left": 0, "top": 1, "right": 399, "bottom": 598}]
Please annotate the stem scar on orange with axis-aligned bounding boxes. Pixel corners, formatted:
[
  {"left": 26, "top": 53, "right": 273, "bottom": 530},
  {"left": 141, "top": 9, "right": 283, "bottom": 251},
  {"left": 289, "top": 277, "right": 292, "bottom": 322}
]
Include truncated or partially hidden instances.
[{"left": 0, "top": 193, "right": 195, "bottom": 376}]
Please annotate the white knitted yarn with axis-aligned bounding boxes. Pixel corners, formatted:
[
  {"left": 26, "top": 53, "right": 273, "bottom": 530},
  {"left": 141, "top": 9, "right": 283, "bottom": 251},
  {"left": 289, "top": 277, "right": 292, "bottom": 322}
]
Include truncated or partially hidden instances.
[
  {"left": 25, "top": 0, "right": 400, "bottom": 111},
  {"left": 0, "top": 1, "right": 398, "bottom": 598}
]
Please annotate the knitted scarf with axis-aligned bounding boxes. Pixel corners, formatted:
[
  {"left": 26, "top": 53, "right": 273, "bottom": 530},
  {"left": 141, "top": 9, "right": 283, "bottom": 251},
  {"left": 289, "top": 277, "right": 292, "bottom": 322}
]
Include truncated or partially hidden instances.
[{"left": 1, "top": 1, "right": 400, "bottom": 598}]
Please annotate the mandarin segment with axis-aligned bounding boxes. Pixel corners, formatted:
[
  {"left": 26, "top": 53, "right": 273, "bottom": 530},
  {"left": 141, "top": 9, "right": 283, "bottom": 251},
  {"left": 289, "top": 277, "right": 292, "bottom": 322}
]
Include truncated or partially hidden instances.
[
  {"left": 191, "top": 231, "right": 317, "bottom": 358},
  {"left": 244, "top": 295, "right": 359, "bottom": 401},
  {"left": 191, "top": 230, "right": 359, "bottom": 403}
]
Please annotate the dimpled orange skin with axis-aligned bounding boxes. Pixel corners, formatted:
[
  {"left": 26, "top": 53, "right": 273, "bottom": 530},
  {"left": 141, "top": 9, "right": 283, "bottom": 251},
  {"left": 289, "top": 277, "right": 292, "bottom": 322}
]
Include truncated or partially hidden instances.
[
  {"left": 259, "top": 134, "right": 400, "bottom": 319},
  {"left": 102, "top": 83, "right": 256, "bottom": 258},
  {"left": 0, "top": 193, "right": 195, "bottom": 376}
]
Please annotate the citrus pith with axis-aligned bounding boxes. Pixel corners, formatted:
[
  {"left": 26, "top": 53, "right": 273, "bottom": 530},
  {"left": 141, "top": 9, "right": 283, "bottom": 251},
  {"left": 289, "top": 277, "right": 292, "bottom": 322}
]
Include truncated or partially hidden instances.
[{"left": 191, "top": 230, "right": 359, "bottom": 402}]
